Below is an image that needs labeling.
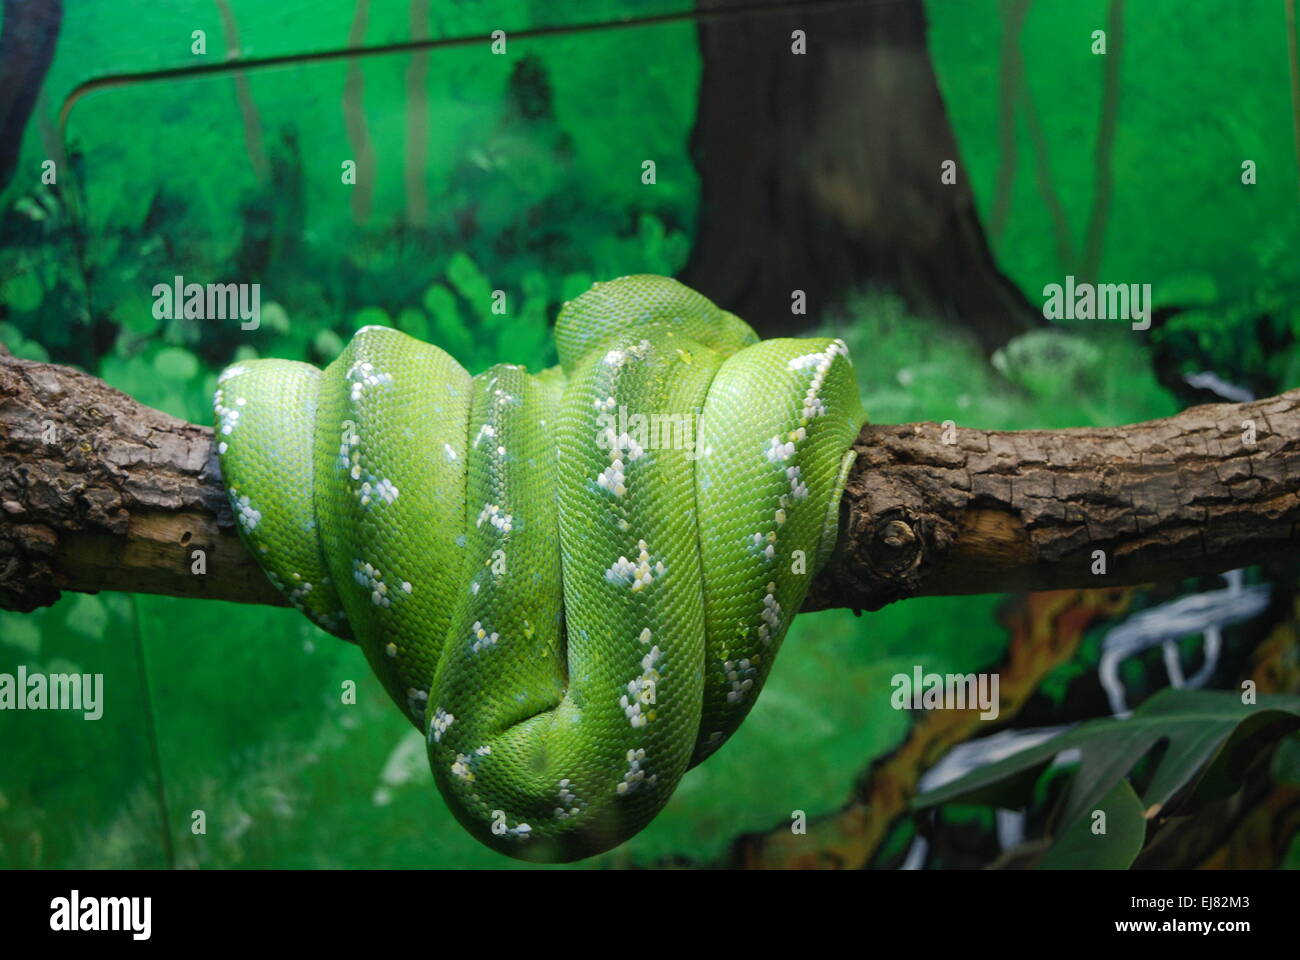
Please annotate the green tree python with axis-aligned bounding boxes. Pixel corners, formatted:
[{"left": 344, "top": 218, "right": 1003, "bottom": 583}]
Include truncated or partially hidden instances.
[{"left": 214, "top": 275, "right": 865, "bottom": 861}]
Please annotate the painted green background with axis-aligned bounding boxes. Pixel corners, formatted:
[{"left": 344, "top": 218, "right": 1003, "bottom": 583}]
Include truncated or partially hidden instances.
[{"left": 1, "top": 0, "right": 1296, "bottom": 868}]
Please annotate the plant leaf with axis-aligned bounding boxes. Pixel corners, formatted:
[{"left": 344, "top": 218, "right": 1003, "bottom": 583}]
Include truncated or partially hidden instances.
[
  {"left": 1037, "top": 778, "right": 1145, "bottom": 870},
  {"left": 913, "top": 690, "right": 1300, "bottom": 850}
]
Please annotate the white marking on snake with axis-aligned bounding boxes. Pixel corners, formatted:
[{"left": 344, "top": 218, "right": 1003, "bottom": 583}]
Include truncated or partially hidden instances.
[
  {"left": 406, "top": 687, "right": 428, "bottom": 722},
  {"left": 724, "top": 658, "right": 757, "bottom": 704},
  {"left": 765, "top": 435, "right": 795, "bottom": 463},
  {"left": 429, "top": 707, "right": 454, "bottom": 744},
  {"left": 787, "top": 465, "right": 809, "bottom": 500},
  {"left": 760, "top": 582, "right": 782, "bottom": 647},
  {"left": 356, "top": 475, "right": 399, "bottom": 507},
  {"left": 596, "top": 459, "right": 627, "bottom": 497},
  {"left": 617, "top": 748, "right": 657, "bottom": 795},
  {"left": 214, "top": 388, "right": 242, "bottom": 436},
  {"left": 353, "top": 559, "right": 395, "bottom": 608},
  {"left": 620, "top": 644, "right": 664, "bottom": 728},
  {"left": 605, "top": 540, "right": 664, "bottom": 591},
  {"left": 476, "top": 503, "right": 513, "bottom": 533},
  {"left": 346, "top": 361, "right": 393, "bottom": 402},
  {"left": 554, "top": 779, "right": 582, "bottom": 819},
  {"left": 230, "top": 492, "right": 262, "bottom": 531},
  {"left": 451, "top": 754, "right": 475, "bottom": 781},
  {"left": 470, "top": 620, "right": 500, "bottom": 653}
]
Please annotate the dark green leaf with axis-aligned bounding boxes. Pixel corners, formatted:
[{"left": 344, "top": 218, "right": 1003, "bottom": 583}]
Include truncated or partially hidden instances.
[{"left": 1038, "top": 778, "right": 1145, "bottom": 869}]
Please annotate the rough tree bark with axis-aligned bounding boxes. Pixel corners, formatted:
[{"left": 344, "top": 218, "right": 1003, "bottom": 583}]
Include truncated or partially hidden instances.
[
  {"left": 682, "top": 0, "right": 1039, "bottom": 351},
  {"left": 2, "top": 348, "right": 1297, "bottom": 615}
]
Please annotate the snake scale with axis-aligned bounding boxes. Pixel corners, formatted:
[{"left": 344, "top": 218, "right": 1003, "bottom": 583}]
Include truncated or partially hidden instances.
[{"left": 214, "top": 275, "right": 865, "bottom": 861}]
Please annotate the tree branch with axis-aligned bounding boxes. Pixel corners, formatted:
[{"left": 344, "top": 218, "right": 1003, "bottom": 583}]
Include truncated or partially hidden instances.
[{"left": 2, "top": 348, "right": 1297, "bottom": 614}]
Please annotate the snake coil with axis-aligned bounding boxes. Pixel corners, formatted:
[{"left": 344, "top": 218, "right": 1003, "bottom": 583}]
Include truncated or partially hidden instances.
[{"left": 215, "top": 275, "right": 865, "bottom": 861}]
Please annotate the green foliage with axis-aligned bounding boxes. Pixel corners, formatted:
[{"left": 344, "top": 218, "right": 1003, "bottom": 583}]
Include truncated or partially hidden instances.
[
  {"left": 1273, "top": 734, "right": 1300, "bottom": 787},
  {"left": 1150, "top": 243, "right": 1300, "bottom": 395},
  {"left": 0, "top": 321, "right": 49, "bottom": 362},
  {"left": 0, "top": 187, "right": 88, "bottom": 362},
  {"left": 824, "top": 289, "right": 1177, "bottom": 431},
  {"left": 0, "top": 267, "right": 42, "bottom": 313},
  {"left": 3, "top": 11, "right": 700, "bottom": 416},
  {"left": 993, "top": 329, "right": 1103, "bottom": 400},
  {"left": 1037, "top": 779, "right": 1145, "bottom": 870},
  {"left": 914, "top": 690, "right": 1300, "bottom": 867}
]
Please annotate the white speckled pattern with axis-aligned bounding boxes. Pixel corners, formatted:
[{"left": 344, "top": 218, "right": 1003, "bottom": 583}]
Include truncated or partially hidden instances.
[{"left": 214, "top": 275, "right": 864, "bottom": 861}]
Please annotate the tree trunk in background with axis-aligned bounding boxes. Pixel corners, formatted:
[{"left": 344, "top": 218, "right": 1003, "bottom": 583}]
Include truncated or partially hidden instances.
[
  {"left": 0, "top": 0, "right": 62, "bottom": 195},
  {"left": 682, "top": 0, "right": 1039, "bottom": 352}
]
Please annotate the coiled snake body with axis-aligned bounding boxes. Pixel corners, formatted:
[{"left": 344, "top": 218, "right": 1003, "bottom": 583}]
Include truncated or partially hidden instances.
[{"left": 215, "top": 276, "right": 865, "bottom": 861}]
